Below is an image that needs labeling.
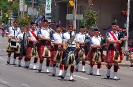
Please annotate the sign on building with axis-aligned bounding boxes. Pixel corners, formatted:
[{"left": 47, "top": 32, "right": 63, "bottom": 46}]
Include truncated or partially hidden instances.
[
  {"left": 45, "top": 0, "right": 52, "bottom": 13},
  {"left": 66, "top": 14, "right": 83, "bottom": 20}
]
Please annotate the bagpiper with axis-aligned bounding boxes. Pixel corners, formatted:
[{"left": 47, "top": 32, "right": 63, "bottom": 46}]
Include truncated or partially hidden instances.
[
  {"left": 105, "top": 22, "right": 127, "bottom": 80},
  {"left": 6, "top": 20, "right": 21, "bottom": 65},
  {"left": 61, "top": 23, "right": 77, "bottom": 81},
  {"left": 89, "top": 28, "right": 103, "bottom": 76},
  {"left": 25, "top": 22, "right": 38, "bottom": 69},
  {"left": 16, "top": 25, "right": 28, "bottom": 67},
  {"left": 38, "top": 20, "right": 52, "bottom": 72},
  {"left": 75, "top": 26, "right": 89, "bottom": 72},
  {"left": 51, "top": 25, "right": 64, "bottom": 76}
]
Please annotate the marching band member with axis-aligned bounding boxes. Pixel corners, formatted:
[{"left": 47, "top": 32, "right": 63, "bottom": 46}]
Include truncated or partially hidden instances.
[
  {"left": 89, "top": 28, "right": 103, "bottom": 76},
  {"left": 75, "top": 26, "right": 88, "bottom": 72},
  {"left": 38, "top": 20, "right": 52, "bottom": 73},
  {"left": 51, "top": 25, "right": 64, "bottom": 76},
  {"left": 25, "top": 22, "right": 38, "bottom": 69},
  {"left": 105, "top": 23, "right": 126, "bottom": 80},
  {"left": 6, "top": 20, "right": 21, "bottom": 65},
  {"left": 16, "top": 26, "right": 28, "bottom": 67},
  {"left": 61, "top": 23, "right": 77, "bottom": 81}
]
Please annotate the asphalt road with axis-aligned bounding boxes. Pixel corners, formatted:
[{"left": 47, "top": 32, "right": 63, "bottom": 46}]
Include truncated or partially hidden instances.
[{"left": 0, "top": 37, "right": 133, "bottom": 87}]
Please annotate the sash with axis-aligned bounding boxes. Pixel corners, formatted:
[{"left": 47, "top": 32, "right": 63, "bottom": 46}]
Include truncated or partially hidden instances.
[
  {"left": 109, "top": 32, "right": 119, "bottom": 47},
  {"left": 29, "top": 30, "right": 37, "bottom": 40}
]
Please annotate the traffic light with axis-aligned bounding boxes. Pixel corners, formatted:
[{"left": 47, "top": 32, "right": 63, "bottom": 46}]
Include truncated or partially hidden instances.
[
  {"left": 69, "top": 0, "right": 74, "bottom": 6},
  {"left": 5, "top": 13, "right": 8, "bottom": 18},
  {"left": 121, "top": 10, "right": 127, "bottom": 16},
  {"left": 8, "top": 0, "right": 13, "bottom": 2}
]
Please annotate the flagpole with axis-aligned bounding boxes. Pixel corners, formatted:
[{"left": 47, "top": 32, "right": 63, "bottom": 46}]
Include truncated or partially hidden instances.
[{"left": 125, "top": 0, "right": 130, "bottom": 51}]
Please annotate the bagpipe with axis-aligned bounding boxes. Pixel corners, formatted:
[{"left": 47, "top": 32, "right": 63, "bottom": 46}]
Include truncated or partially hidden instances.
[{"left": 6, "top": 38, "right": 20, "bottom": 54}]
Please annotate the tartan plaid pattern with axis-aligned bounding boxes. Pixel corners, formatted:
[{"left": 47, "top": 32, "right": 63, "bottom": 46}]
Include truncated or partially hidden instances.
[
  {"left": 89, "top": 48, "right": 103, "bottom": 63},
  {"left": 105, "top": 45, "right": 123, "bottom": 63},
  {"left": 52, "top": 46, "right": 63, "bottom": 63},
  {"left": 38, "top": 42, "right": 51, "bottom": 59}
]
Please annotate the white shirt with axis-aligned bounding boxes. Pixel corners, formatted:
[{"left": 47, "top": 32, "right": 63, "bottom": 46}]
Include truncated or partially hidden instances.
[
  {"left": 63, "top": 31, "right": 77, "bottom": 47},
  {"left": 27, "top": 29, "right": 37, "bottom": 41},
  {"left": 75, "top": 32, "right": 85, "bottom": 43},
  {"left": 38, "top": 27, "right": 51, "bottom": 38},
  {"left": 52, "top": 32, "right": 62, "bottom": 43},
  {"left": 17, "top": 32, "right": 27, "bottom": 42},
  {"left": 107, "top": 31, "right": 119, "bottom": 41},
  {"left": 90, "top": 36, "right": 101, "bottom": 46},
  {"left": 6, "top": 26, "right": 21, "bottom": 37}
]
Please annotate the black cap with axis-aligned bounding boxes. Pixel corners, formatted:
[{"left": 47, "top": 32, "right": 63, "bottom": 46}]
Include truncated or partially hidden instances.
[
  {"left": 80, "top": 26, "right": 85, "bottom": 28},
  {"left": 44, "top": 19, "right": 48, "bottom": 22},
  {"left": 112, "top": 22, "right": 117, "bottom": 25},
  {"left": 31, "top": 22, "right": 35, "bottom": 25},
  {"left": 94, "top": 28, "right": 99, "bottom": 31}
]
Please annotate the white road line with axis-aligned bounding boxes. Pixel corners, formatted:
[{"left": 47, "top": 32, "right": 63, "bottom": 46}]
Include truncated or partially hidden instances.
[
  {"left": 0, "top": 78, "right": 9, "bottom": 84},
  {"left": 0, "top": 57, "right": 3, "bottom": 59},
  {"left": 67, "top": 73, "right": 88, "bottom": 80},
  {"left": 22, "top": 84, "right": 31, "bottom": 87},
  {"left": 3, "top": 49, "right": 6, "bottom": 51}
]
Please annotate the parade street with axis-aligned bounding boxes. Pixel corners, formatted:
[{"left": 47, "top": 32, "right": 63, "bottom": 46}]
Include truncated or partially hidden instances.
[{"left": 0, "top": 37, "right": 132, "bottom": 87}]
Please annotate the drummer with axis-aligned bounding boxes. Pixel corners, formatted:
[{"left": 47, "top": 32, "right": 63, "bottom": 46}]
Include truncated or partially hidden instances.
[{"left": 6, "top": 20, "right": 21, "bottom": 65}]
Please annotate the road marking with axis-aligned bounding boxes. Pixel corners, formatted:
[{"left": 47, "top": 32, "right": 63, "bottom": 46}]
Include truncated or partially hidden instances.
[
  {"left": 0, "top": 78, "right": 9, "bottom": 84},
  {"left": 22, "top": 84, "right": 31, "bottom": 87},
  {"left": 3, "top": 49, "right": 6, "bottom": 51},
  {"left": 67, "top": 73, "right": 88, "bottom": 80},
  {"left": 0, "top": 57, "right": 3, "bottom": 59}
]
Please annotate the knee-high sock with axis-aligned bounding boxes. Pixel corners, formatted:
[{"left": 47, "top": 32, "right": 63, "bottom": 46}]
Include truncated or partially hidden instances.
[
  {"left": 46, "top": 59, "right": 50, "bottom": 67},
  {"left": 114, "top": 65, "right": 119, "bottom": 72},
  {"left": 70, "top": 66, "right": 74, "bottom": 73}
]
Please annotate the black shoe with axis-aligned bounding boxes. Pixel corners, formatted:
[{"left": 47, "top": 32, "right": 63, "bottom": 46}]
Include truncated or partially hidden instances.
[
  {"left": 82, "top": 71, "right": 86, "bottom": 73},
  {"left": 75, "top": 69, "right": 78, "bottom": 72},
  {"left": 13, "top": 63, "right": 16, "bottom": 65},
  {"left": 7, "top": 61, "right": 10, "bottom": 64},
  {"left": 18, "top": 65, "right": 21, "bottom": 67},
  {"left": 61, "top": 76, "right": 64, "bottom": 79},
  {"left": 38, "top": 69, "right": 42, "bottom": 73},
  {"left": 89, "top": 73, "right": 93, "bottom": 75},
  {"left": 58, "top": 75, "right": 61, "bottom": 77},
  {"left": 25, "top": 66, "right": 29, "bottom": 69},
  {"left": 52, "top": 74, "right": 55, "bottom": 76},
  {"left": 69, "top": 79, "right": 74, "bottom": 82},
  {"left": 107, "top": 75, "right": 110, "bottom": 79}
]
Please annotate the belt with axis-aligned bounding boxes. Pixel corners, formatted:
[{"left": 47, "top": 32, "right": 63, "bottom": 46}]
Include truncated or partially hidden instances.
[{"left": 69, "top": 45, "right": 76, "bottom": 47}]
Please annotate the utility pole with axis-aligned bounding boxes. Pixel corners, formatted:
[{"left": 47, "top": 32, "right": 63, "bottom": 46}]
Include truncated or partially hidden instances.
[
  {"left": 88, "top": 0, "right": 92, "bottom": 10},
  {"left": 32, "top": 0, "right": 34, "bottom": 18},
  {"left": 73, "top": 0, "right": 77, "bottom": 29},
  {"left": 125, "top": 0, "right": 130, "bottom": 51}
]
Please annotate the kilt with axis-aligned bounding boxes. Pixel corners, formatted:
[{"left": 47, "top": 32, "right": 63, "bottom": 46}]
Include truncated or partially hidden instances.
[
  {"left": 52, "top": 45, "right": 63, "bottom": 63},
  {"left": 89, "top": 48, "right": 103, "bottom": 63},
  {"left": 38, "top": 41, "right": 51, "bottom": 59},
  {"left": 105, "top": 44, "right": 123, "bottom": 63},
  {"left": 62, "top": 47, "right": 77, "bottom": 66},
  {"left": 26, "top": 42, "right": 38, "bottom": 58},
  {"left": 84, "top": 45, "right": 89, "bottom": 60}
]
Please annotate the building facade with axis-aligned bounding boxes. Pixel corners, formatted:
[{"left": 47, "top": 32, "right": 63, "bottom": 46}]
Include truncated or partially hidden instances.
[{"left": 52, "top": 0, "right": 133, "bottom": 37}]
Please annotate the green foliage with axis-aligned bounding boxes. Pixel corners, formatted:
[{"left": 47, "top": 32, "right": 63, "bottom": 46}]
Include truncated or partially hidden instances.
[
  {"left": 84, "top": 10, "right": 98, "bottom": 29},
  {"left": 17, "top": 14, "right": 32, "bottom": 27}
]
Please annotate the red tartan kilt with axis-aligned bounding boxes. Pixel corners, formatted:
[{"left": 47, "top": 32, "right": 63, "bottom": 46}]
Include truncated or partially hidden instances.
[
  {"left": 38, "top": 43, "right": 51, "bottom": 59},
  {"left": 51, "top": 46, "right": 63, "bottom": 61},
  {"left": 89, "top": 48, "right": 103, "bottom": 62},
  {"left": 26, "top": 44, "right": 33, "bottom": 58},
  {"left": 105, "top": 46, "right": 123, "bottom": 63}
]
